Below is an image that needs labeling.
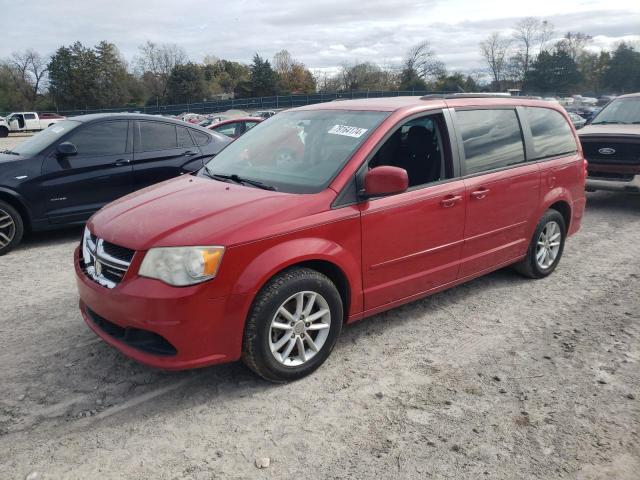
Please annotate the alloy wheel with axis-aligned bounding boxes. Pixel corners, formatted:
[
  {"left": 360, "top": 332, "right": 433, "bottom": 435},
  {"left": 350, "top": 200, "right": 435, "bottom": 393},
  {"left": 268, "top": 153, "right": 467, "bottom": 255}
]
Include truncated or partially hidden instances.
[
  {"left": 0, "top": 208, "right": 16, "bottom": 249},
  {"left": 536, "top": 220, "right": 561, "bottom": 269},
  {"left": 269, "top": 291, "right": 332, "bottom": 366}
]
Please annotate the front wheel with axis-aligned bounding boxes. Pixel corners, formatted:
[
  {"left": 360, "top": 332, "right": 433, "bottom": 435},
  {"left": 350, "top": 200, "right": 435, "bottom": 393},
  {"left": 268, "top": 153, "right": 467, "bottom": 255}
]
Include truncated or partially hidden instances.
[
  {"left": 0, "top": 200, "right": 24, "bottom": 256},
  {"left": 0, "top": 126, "right": 8, "bottom": 138},
  {"left": 515, "top": 209, "right": 566, "bottom": 279},
  {"left": 242, "top": 268, "right": 343, "bottom": 382}
]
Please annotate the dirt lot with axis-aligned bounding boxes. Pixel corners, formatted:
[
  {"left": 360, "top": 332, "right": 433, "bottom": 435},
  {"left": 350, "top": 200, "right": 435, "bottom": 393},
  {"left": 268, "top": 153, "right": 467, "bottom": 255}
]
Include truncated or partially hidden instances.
[{"left": 0, "top": 133, "right": 639, "bottom": 479}]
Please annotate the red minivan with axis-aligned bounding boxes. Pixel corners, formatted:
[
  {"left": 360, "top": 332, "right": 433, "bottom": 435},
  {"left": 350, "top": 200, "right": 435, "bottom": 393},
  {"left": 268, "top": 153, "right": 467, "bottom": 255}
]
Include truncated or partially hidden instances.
[{"left": 75, "top": 95, "right": 586, "bottom": 382}]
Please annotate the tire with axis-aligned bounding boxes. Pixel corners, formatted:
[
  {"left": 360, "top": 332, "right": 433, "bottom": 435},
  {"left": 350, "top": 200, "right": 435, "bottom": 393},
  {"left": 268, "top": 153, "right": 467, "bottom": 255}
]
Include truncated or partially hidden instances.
[
  {"left": 0, "top": 126, "right": 8, "bottom": 138},
  {"left": 514, "top": 209, "right": 566, "bottom": 279},
  {"left": 242, "top": 267, "right": 343, "bottom": 382},
  {"left": 0, "top": 200, "right": 24, "bottom": 256}
]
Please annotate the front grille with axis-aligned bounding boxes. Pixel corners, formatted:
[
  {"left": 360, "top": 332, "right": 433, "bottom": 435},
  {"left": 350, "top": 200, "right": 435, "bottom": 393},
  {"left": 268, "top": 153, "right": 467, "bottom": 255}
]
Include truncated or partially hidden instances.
[
  {"left": 581, "top": 137, "right": 640, "bottom": 165},
  {"left": 102, "top": 241, "right": 135, "bottom": 263},
  {"left": 86, "top": 307, "right": 177, "bottom": 356},
  {"left": 81, "top": 233, "right": 135, "bottom": 289}
]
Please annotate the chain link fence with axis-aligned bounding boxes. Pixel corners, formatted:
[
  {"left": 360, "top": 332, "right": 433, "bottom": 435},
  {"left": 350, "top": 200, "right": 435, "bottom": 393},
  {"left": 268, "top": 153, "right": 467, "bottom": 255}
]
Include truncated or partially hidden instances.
[{"left": 50, "top": 90, "right": 456, "bottom": 117}]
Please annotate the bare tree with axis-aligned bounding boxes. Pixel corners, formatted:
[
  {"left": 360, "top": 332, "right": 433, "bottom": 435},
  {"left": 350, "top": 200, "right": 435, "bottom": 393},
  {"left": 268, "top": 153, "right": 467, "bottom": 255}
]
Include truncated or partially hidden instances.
[
  {"left": 480, "top": 33, "right": 511, "bottom": 90},
  {"left": 134, "top": 41, "right": 188, "bottom": 102},
  {"left": 272, "top": 49, "right": 294, "bottom": 77},
  {"left": 555, "top": 32, "right": 593, "bottom": 62},
  {"left": 402, "top": 41, "right": 445, "bottom": 81},
  {"left": 512, "top": 18, "right": 554, "bottom": 80},
  {"left": 8, "top": 49, "right": 49, "bottom": 108}
]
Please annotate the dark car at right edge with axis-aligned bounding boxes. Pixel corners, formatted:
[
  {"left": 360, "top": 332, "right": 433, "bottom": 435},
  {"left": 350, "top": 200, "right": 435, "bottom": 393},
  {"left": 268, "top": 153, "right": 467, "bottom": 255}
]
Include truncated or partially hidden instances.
[{"left": 579, "top": 93, "right": 640, "bottom": 193}]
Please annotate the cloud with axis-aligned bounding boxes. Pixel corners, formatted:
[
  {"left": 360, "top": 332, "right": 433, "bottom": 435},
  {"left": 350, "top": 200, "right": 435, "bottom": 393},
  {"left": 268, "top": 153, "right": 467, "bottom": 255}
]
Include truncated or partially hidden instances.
[{"left": 1, "top": 0, "right": 638, "bottom": 74}]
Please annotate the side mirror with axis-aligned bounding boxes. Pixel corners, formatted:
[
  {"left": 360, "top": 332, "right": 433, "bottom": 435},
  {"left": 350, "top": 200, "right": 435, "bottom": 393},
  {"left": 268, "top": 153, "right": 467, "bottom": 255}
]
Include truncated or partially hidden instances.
[
  {"left": 56, "top": 142, "right": 78, "bottom": 157},
  {"left": 361, "top": 166, "right": 409, "bottom": 198}
]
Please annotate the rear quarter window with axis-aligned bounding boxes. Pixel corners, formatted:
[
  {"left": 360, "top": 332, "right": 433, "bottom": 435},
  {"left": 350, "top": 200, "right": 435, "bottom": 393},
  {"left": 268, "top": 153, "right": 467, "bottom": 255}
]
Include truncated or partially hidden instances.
[
  {"left": 190, "top": 129, "right": 211, "bottom": 146},
  {"left": 456, "top": 109, "right": 525, "bottom": 175},
  {"left": 524, "top": 107, "right": 577, "bottom": 160}
]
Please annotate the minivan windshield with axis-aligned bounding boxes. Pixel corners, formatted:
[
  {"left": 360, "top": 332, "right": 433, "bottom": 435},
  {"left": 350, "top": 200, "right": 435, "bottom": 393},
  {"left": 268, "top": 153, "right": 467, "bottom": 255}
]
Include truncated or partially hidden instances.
[
  {"left": 202, "top": 110, "right": 388, "bottom": 193},
  {"left": 591, "top": 97, "right": 640, "bottom": 125},
  {"left": 9, "top": 120, "right": 81, "bottom": 156}
]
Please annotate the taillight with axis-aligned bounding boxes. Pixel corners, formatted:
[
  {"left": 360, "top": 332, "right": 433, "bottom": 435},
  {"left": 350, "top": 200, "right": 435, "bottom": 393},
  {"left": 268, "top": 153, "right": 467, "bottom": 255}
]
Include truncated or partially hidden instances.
[{"left": 583, "top": 158, "right": 588, "bottom": 179}]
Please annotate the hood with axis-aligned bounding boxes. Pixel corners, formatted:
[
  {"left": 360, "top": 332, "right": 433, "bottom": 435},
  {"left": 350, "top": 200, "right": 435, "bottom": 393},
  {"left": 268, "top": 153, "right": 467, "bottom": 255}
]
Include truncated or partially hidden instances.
[
  {"left": 89, "top": 175, "right": 335, "bottom": 250},
  {"left": 579, "top": 124, "right": 640, "bottom": 137},
  {"left": 0, "top": 152, "right": 28, "bottom": 164}
]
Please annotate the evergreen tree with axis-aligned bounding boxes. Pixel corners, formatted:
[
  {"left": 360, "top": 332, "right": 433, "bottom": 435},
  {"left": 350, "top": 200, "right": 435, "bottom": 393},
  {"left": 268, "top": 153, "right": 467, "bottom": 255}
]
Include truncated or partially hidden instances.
[
  {"left": 524, "top": 50, "right": 582, "bottom": 94},
  {"left": 603, "top": 43, "right": 640, "bottom": 93},
  {"left": 249, "top": 54, "right": 277, "bottom": 97},
  {"left": 166, "top": 62, "right": 207, "bottom": 103}
]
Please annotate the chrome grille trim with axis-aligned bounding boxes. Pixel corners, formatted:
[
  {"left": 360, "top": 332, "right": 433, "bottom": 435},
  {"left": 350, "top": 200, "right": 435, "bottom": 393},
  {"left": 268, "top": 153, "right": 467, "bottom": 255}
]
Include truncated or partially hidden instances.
[{"left": 82, "top": 235, "right": 134, "bottom": 289}]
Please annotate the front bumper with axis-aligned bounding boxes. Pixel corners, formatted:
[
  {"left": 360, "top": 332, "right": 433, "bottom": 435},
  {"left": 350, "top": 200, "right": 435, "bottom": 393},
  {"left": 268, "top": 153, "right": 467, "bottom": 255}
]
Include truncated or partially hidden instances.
[
  {"left": 75, "top": 247, "right": 250, "bottom": 370},
  {"left": 586, "top": 174, "right": 640, "bottom": 193}
]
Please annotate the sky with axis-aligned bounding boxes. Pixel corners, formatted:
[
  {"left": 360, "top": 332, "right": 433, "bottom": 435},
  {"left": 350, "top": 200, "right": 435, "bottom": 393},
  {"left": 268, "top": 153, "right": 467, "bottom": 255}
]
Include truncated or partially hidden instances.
[{"left": 2, "top": 0, "right": 639, "bottom": 74}]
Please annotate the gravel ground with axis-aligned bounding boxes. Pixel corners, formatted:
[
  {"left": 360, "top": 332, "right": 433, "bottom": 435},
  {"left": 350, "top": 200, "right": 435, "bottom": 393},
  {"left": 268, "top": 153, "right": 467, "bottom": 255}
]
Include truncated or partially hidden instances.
[
  {"left": 0, "top": 133, "right": 33, "bottom": 150},
  {"left": 0, "top": 133, "right": 638, "bottom": 479}
]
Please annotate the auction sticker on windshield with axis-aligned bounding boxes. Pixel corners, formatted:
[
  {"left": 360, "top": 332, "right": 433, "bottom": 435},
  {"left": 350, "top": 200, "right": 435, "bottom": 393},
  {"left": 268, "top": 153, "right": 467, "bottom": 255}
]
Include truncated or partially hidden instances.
[{"left": 328, "top": 125, "right": 368, "bottom": 138}]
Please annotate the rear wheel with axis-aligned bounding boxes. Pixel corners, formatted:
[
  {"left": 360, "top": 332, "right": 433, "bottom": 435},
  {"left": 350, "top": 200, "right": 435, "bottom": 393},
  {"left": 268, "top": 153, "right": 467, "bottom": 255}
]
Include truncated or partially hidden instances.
[
  {"left": 0, "top": 200, "right": 24, "bottom": 256},
  {"left": 242, "top": 268, "right": 343, "bottom": 382},
  {"left": 515, "top": 209, "right": 566, "bottom": 279},
  {"left": 0, "top": 126, "right": 8, "bottom": 138}
]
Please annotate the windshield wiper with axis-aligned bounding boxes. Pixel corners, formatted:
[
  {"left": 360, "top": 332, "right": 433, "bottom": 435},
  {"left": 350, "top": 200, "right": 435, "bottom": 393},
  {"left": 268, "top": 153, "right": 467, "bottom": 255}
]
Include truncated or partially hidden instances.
[
  {"left": 591, "top": 121, "right": 627, "bottom": 125},
  {"left": 204, "top": 168, "right": 277, "bottom": 191},
  {"left": 1, "top": 149, "right": 20, "bottom": 155}
]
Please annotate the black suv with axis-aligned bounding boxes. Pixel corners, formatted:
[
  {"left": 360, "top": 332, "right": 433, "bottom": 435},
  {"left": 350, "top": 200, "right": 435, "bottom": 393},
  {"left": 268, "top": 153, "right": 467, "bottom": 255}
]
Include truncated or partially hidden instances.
[{"left": 0, "top": 113, "right": 230, "bottom": 255}]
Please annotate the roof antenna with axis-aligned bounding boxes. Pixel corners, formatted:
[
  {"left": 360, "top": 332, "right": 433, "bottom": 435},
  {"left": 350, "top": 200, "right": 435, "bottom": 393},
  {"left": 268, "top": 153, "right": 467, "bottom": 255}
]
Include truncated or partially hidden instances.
[{"left": 457, "top": 85, "right": 466, "bottom": 93}]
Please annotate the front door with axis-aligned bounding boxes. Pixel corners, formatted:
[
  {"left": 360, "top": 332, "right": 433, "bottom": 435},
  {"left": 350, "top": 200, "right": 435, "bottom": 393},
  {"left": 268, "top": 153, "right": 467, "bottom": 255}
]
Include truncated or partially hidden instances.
[
  {"left": 40, "top": 120, "right": 134, "bottom": 224},
  {"left": 360, "top": 112, "right": 466, "bottom": 311}
]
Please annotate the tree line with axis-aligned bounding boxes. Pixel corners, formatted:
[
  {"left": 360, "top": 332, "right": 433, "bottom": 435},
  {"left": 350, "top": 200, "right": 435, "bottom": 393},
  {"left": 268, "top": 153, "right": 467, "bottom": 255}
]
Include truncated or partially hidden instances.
[
  {"left": 1, "top": 23, "right": 639, "bottom": 112},
  {"left": 480, "top": 18, "right": 640, "bottom": 94}
]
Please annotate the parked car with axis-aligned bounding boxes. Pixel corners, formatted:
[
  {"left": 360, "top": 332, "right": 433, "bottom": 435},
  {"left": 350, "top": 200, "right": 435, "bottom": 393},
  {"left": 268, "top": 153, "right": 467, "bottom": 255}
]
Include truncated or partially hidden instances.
[
  {"left": 567, "top": 111, "right": 587, "bottom": 129},
  {"left": 254, "top": 110, "right": 277, "bottom": 119},
  {"left": 208, "top": 117, "right": 263, "bottom": 139},
  {"left": 0, "top": 112, "right": 65, "bottom": 137},
  {"left": 579, "top": 92, "right": 640, "bottom": 192},
  {"left": 76, "top": 95, "right": 586, "bottom": 382},
  {"left": 0, "top": 113, "right": 230, "bottom": 255}
]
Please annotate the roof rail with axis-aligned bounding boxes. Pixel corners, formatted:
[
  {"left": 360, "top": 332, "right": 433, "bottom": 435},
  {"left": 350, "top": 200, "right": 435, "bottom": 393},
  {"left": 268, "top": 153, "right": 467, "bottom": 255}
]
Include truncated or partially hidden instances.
[{"left": 420, "top": 93, "right": 514, "bottom": 100}]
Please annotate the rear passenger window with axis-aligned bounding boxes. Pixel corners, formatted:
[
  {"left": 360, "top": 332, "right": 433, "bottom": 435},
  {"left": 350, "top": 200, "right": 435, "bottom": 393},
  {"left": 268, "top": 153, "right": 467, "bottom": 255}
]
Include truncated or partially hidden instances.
[
  {"left": 456, "top": 109, "right": 525, "bottom": 175},
  {"left": 191, "top": 129, "right": 210, "bottom": 146},
  {"left": 139, "top": 122, "right": 177, "bottom": 151},
  {"left": 177, "top": 126, "right": 194, "bottom": 148},
  {"left": 524, "top": 107, "right": 577, "bottom": 159}
]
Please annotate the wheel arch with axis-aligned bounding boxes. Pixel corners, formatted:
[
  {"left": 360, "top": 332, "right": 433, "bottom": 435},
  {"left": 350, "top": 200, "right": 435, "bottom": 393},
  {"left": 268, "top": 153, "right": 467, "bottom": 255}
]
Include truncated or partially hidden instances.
[
  {"left": 548, "top": 199, "right": 571, "bottom": 231},
  {"left": 231, "top": 237, "right": 362, "bottom": 323},
  {"left": 0, "top": 188, "right": 31, "bottom": 230},
  {"left": 539, "top": 187, "right": 572, "bottom": 232}
]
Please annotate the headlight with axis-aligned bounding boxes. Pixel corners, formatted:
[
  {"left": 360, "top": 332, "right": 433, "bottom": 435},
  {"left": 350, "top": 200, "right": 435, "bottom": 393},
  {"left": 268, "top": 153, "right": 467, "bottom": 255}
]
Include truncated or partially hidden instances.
[{"left": 139, "top": 246, "right": 225, "bottom": 286}]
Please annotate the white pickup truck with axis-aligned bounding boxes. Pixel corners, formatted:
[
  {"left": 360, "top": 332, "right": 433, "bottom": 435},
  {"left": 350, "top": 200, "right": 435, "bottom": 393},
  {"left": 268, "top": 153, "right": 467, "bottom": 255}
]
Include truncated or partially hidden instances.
[{"left": 0, "top": 112, "right": 65, "bottom": 137}]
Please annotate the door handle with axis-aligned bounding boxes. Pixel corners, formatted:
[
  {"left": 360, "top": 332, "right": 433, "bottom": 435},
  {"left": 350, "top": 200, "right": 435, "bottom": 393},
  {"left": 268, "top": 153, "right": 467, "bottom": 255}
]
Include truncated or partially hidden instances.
[
  {"left": 114, "top": 159, "right": 130, "bottom": 166},
  {"left": 440, "top": 194, "right": 462, "bottom": 208},
  {"left": 470, "top": 188, "right": 490, "bottom": 199},
  {"left": 183, "top": 150, "right": 197, "bottom": 156}
]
